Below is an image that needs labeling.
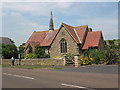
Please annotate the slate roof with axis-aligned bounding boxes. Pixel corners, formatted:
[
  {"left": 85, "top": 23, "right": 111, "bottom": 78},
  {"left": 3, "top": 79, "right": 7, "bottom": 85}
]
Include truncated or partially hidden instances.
[
  {"left": 0, "top": 37, "right": 13, "bottom": 45},
  {"left": 24, "top": 23, "right": 102, "bottom": 50}
]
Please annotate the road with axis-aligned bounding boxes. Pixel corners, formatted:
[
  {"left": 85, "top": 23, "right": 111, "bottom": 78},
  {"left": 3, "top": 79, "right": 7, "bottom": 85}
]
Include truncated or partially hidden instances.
[{"left": 2, "top": 65, "right": 118, "bottom": 89}]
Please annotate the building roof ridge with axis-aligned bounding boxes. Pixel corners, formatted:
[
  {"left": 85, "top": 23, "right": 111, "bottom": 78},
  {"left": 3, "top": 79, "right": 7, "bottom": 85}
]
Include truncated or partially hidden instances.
[
  {"left": 33, "top": 29, "right": 59, "bottom": 33},
  {"left": 62, "top": 22, "right": 73, "bottom": 28},
  {"left": 74, "top": 25, "right": 88, "bottom": 28}
]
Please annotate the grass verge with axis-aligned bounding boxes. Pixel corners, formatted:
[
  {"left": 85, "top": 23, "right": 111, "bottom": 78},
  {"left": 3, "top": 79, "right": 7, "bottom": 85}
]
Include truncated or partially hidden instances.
[{"left": 2, "top": 65, "right": 62, "bottom": 70}]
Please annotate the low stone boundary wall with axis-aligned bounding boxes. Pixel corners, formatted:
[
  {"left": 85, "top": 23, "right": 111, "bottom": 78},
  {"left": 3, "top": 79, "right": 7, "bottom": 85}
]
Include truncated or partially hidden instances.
[{"left": 2, "top": 58, "right": 64, "bottom": 66}]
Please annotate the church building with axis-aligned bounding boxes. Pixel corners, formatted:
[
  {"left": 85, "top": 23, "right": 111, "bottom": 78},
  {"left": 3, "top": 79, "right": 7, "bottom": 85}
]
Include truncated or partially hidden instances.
[{"left": 24, "top": 11, "right": 104, "bottom": 58}]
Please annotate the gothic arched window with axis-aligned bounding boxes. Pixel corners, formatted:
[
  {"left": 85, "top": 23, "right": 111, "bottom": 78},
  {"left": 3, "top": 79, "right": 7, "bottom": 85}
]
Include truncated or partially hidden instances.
[{"left": 60, "top": 39, "right": 67, "bottom": 53}]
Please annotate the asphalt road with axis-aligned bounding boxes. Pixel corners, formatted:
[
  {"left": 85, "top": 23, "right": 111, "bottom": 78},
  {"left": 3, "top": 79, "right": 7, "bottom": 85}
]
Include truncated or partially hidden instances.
[{"left": 2, "top": 65, "right": 118, "bottom": 89}]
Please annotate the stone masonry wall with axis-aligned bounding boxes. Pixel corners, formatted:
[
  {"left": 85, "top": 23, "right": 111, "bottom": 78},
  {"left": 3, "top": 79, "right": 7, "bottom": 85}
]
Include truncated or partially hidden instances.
[
  {"left": 2, "top": 58, "right": 64, "bottom": 66},
  {"left": 50, "top": 26, "right": 79, "bottom": 58}
]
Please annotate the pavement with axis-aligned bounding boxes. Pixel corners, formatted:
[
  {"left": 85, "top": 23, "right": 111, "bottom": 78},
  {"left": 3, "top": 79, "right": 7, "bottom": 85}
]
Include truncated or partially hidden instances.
[
  {"left": 2, "top": 65, "right": 119, "bottom": 89},
  {"left": 51, "top": 64, "right": 118, "bottom": 74}
]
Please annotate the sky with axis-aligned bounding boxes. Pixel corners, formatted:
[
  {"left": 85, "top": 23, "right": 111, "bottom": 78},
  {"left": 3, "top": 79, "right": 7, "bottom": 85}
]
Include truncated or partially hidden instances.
[{"left": 1, "top": 1, "right": 119, "bottom": 46}]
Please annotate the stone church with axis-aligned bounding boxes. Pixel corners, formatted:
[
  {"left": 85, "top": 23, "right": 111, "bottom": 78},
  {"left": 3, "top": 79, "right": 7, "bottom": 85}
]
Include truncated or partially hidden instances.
[{"left": 24, "top": 11, "right": 104, "bottom": 58}]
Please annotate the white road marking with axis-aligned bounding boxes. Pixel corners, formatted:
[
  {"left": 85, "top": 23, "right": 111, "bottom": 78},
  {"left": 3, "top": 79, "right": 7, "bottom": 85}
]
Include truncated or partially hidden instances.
[
  {"left": 61, "top": 83, "right": 95, "bottom": 90},
  {"left": 3, "top": 73, "right": 34, "bottom": 80}
]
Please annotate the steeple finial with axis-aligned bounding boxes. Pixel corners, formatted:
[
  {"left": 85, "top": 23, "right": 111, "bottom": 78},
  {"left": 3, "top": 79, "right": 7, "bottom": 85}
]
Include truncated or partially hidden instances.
[{"left": 49, "top": 9, "right": 54, "bottom": 30}]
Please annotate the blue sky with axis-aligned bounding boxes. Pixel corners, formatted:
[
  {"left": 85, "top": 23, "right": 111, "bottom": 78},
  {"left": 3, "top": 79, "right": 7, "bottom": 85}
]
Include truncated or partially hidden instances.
[{"left": 2, "top": 2, "right": 118, "bottom": 46}]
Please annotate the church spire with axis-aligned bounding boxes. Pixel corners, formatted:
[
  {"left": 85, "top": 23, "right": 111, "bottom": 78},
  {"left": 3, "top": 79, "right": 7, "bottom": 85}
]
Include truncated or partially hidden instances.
[{"left": 49, "top": 10, "right": 54, "bottom": 30}]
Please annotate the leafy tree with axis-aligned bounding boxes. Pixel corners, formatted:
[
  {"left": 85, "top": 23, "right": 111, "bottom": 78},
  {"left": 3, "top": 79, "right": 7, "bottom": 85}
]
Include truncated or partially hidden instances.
[
  {"left": 2, "top": 44, "right": 18, "bottom": 59},
  {"left": 18, "top": 44, "right": 25, "bottom": 59},
  {"left": 27, "top": 43, "right": 33, "bottom": 54},
  {"left": 88, "top": 49, "right": 105, "bottom": 64},
  {"left": 34, "top": 43, "right": 50, "bottom": 58},
  {"left": 104, "top": 45, "right": 119, "bottom": 64},
  {"left": 108, "top": 40, "right": 114, "bottom": 45}
]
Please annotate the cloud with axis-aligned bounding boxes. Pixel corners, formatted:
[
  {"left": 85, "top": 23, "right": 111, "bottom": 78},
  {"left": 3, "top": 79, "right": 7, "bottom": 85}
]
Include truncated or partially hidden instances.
[
  {"left": 2, "top": 2, "right": 73, "bottom": 17},
  {"left": 2, "top": 11, "right": 48, "bottom": 46},
  {"left": 77, "top": 18, "right": 118, "bottom": 40},
  {"left": 2, "top": 0, "right": 120, "bottom": 2},
  {"left": 2, "top": 2, "right": 118, "bottom": 46}
]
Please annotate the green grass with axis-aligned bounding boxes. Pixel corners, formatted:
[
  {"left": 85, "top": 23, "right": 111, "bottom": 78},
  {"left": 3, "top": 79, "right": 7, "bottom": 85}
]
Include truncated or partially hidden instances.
[{"left": 2, "top": 65, "right": 62, "bottom": 70}]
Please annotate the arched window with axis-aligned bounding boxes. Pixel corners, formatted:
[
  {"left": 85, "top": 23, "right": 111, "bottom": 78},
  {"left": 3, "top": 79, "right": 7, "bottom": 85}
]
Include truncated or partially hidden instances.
[{"left": 60, "top": 39, "right": 67, "bottom": 53}]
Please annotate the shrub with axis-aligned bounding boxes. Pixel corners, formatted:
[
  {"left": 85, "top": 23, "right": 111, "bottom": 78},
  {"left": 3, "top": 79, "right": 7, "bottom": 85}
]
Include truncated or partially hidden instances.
[
  {"left": 66, "top": 53, "right": 74, "bottom": 59},
  {"left": 34, "top": 43, "right": 50, "bottom": 58},
  {"left": 25, "top": 53, "right": 37, "bottom": 59},
  {"left": 80, "top": 55, "right": 90, "bottom": 65},
  {"left": 104, "top": 48, "right": 118, "bottom": 64},
  {"left": 88, "top": 49, "right": 105, "bottom": 64},
  {"left": 55, "top": 56, "right": 61, "bottom": 58}
]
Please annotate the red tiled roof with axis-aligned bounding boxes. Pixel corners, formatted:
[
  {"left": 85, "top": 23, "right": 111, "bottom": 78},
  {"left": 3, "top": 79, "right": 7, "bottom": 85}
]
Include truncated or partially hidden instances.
[
  {"left": 24, "top": 29, "right": 58, "bottom": 48},
  {"left": 74, "top": 25, "right": 88, "bottom": 43},
  {"left": 41, "top": 29, "right": 58, "bottom": 46},
  {"left": 82, "top": 31, "right": 102, "bottom": 50},
  {"left": 24, "top": 31, "right": 49, "bottom": 48},
  {"left": 62, "top": 23, "right": 80, "bottom": 43},
  {"left": 24, "top": 23, "right": 102, "bottom": 50}
]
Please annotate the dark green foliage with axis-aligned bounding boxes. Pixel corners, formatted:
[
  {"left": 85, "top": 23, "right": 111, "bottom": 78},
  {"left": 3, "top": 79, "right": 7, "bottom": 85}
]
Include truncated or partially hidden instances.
[
  {"left": 108, "top": 40, "right": 114, "bottom": 45},
  {"left": 19, "top": 45, "right": 24, "bottom": 54},
  {"left": 18, "top": 45, "right": 25, "bottom": 59},
  {"left": 33, "top": 44, "right": 50, "bottom": 58},
  {"left": 104, "top": 45, "right": 119, "bottom": 64},
  {"left": 25, "top": 53, "right": 37, "bottom": 59},
  {"left": 65, "top": 53, "right": 74, "bottom": 59},
  {"left": 88, "top": 49, "right": 105, "bottom": 64},
  {"left": 27, "top": 43, "right": 33, "bottom": 53},
  {"left": 2, "top": 44, "right": 18, "bottom": 59}
]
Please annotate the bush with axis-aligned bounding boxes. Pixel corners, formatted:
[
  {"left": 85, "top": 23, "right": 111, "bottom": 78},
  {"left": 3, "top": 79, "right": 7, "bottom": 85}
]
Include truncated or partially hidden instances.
[
  {"left": 2, "top": 44, "right": 18, "bottom": 59},
  {"left": 66, "top": 53, "right": 74, "bottom": 59},
  {"left": 25, "top": 53, "right": 37, "bottom": 59},
  {"left": 55, "top": 56, "right": 61, "bottom": 58},
  {"left": 104, "top": 48, "right": 118, "bottom": 64},
  {"left": 34, "top": 43, "right": 50, "bottom": 58},
  {"left": 80, "top": 55, "right": 91, "bottom": 65}
]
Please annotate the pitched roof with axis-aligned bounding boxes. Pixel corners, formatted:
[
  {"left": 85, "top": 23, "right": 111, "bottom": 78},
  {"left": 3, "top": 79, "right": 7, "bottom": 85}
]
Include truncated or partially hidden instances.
[
  {"left": 62, "top": 23, "right": 88, "bottom": 44},
  {"left": 41, "top": 29, "right": 58, "bottom": 46},
  {"left": 62, "top": 23, "right": 80, "bottom": 43},
  {"left": 24, "top": 31, "right": 48, "bottom": 48},
  {"left": 0, "top": 37, "right": 13, "bottom": 45},
  {"left": 82, "top": 31, "right": 102, "bottom": 50},
  {"left": 74, "top": 25, "right": 88, "bottom": 43},
  {"left": 24, "top": 29, "right": 58, "bottom": 49},
  {"left": 24, "top": 23, "right": 101, "bottom": 50}
]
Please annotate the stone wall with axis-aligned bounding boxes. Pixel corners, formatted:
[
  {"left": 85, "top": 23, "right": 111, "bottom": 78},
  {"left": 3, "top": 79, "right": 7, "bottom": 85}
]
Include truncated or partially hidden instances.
[
  {"left": 2, "top": 58, "right": 64, "bottom": 66},
  {"left": 50, "top": 25, "right": 79, "bottom": 58}
]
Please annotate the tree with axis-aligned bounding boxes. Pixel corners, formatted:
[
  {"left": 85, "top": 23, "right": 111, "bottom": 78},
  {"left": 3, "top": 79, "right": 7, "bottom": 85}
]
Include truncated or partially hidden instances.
[
  {"left": 18, "top": 44, "right": 25, "bottom": 59},
  {"left": 104, "top": 45, "right": 119, "bottom": 64},
  {"left": 34, "top": 43, "right": 50, "bottom": 58},
  {"left": 88, "top": 49, "right": 105, "bottom": 64},
  {"left": 2, "top": 44, "right": 18, "bottom": 59},
  {"left": 108, "top": 40, "right": 114, "bottom": 45},
  {"left": 27, "top": 43, "right": 33, "bottom": 54}
]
